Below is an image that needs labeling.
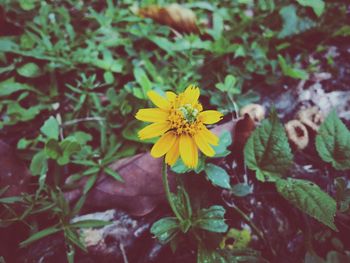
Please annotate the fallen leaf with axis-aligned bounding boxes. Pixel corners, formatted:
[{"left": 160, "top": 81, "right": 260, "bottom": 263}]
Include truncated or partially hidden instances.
[
  {"left": 138, "top": 4, "right": 200, "bottom": 34},
  {"left": 65, "top": 121, "right": 236, "bottom": 216}
]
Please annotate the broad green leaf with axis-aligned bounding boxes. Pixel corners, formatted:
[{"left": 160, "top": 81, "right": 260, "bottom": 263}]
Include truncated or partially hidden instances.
[
  {"left": 17, "top": 62, "right": 41, "bottom": 78},
  {"left": 278, "top": 55, "right": 308, "bottom": 80},
  {"left": 213, "top": 131, "right": 232, "bottom": 157},
  {"left": 205, "top": 163, "right": 231, "bottom": 189},
  {"left": 19, "top": 0, "right": 37, "bottom": 10},
  {"left": 278, "top": 5, "right": 316, "bottom": 39},
  {"left": 103, "top": 71, "right": 114, "bottom": 84},
  {"left": 45, "top": 139, "right": 62, "bottom": 159},
  {"left": 296, "top": 0, "right": 325, "bottom": 17},
  {"left": 134, "top": 68, "right": 152, "bottom": 99},
  {"left": 197, "top": 245, "right": 226, "bottom": 263},
  {"left": 276, "top": 178, "right": 337, "bottom": 231},
  {"left": 104, "top": 167, "right": 124, "bottom": 182},
  {"left": 195, "top": 206, "right": 228, "bottom": 233},
  {"left": 30, "top": 150, "right": 48, "bottom": 176},
  {"left": 244, "top": 110, "right": 293, "bottom": 182},
  {"left": 151, "top": 217, "right": 180, "bottom": 244},
  {"left": 230, "top": 183, "right": 252, "bottom": 197},
  {"left": 0, "top": 78, "right": 37, "bottom": 96},
  {"left": 20, "top": 226, "right": 60, "bottom": 247},
  {"left": 70, "top": 220, "right": 111, "bottom": 228},
  {"left": 41, "top": 116, "right": 59, "bottom": 140},
  {"left": 316, "top": 110, "right": 350, "bottom": 170}
]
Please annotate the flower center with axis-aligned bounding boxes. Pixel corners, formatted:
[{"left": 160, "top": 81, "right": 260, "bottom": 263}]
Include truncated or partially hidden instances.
[
  {"left": 179, "top": 104, "right": 199, "bottom": 123},
  {"left": 168, "top": 102, "right": 203, "bottom": 136}
]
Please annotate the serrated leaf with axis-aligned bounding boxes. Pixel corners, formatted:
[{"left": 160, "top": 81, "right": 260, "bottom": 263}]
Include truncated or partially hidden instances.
[
  {"left": 151, "top": 217, "right": 180, "bottom": 244},
  {"left": 316, "top": 110, "right": 350, "bottom": 170},
  {"left": 205, "top": 163, "right": 231, "bottom": 189},
  {"left": 276, "top": 178, "right": 337, "bottom": 231},
  {"left": 195, "top": 206, "right": 228, "bottom": 233},
  {"left": 244, "top": 110, "right": 293, "bottom": 182},
  {"left": 40, "top": 116, "right": 59, "bottom": 140},
  {"left": 296, "top": 0, "right": 325, "bottom": 17}
]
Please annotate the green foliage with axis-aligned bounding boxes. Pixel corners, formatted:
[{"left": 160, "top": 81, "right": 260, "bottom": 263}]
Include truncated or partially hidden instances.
[
  {"left": 296, "top": 0, "right": 325, "bottom": 17},
  {"left": 278, "top": 54, "right": 309, "bottom": 80},
  {"left": 205, "top": 163, "right": 231, "bottom": 189},
  {"left": 276, "top": 178, "right": 337, "bottom": 231},
  {"left": 316, "top": 110, "right": 350, "bottom": 170},
  {"left": 244, "top": 110, "right": 293, "bottom": 182}
]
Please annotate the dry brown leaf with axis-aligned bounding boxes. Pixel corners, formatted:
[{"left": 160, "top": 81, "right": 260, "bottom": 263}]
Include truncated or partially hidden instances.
[
  {"left": 65, "top": 121, "right": 236, "bottom": 216},
  {"left": 138, "top": 4, "right": 200, "bottom": 34}
]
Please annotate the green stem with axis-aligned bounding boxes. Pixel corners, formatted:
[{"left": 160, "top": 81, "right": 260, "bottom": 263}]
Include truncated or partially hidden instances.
[
  {"left": 162, "top": 160, "right": 182, "bottom": 221},
  {"left": 231, "top": 204, "right": 264, "bottom": 242}
]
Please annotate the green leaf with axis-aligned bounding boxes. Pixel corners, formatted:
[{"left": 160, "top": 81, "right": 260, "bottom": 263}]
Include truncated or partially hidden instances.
[
  {"left": 40, "top": 116, "right": 59, "bottom": 140},
  {"left": 315, "top": 110, "right": 350, "bottom": 170},
  {"left": 195, "top": 206, "right": 228, "bottom": 233},
  {"left": 230, "top": 183, "right": 252, "bottom": 197},
  {"left": 0, "top": 78, "right": 37, "bottom": 96},
  {"left": 205, "top": 163, "right": 231, "bottom": 189},
  {"left": 104, "top": 167, "right": 124, "bottom": 182},
  {"left": 30, "top": 150, "right": 48, "bottom": 176},
  {"left": 278, "top": 55, "right": 308, "bottom": 80},
  {"left": 83, "top": 174, "right": 98, "bottom": 194},
  {"left": 276, "top": 178, "right": 337, "bottom": 231},
  {"left": 278, "top": 5, "right": 316, "bottom": 39},
  {"left": 20, "top": 226, "right": 61, "bottom": 247},
  {"left": 296, "top": 0, "right": 325, "bottom": 17},
  {"left": 244, "top": 110, "right": 293, "bottom": 182},
  {"left": 17, "top": 62, "right": 41, "bottom": 78},
  {"left": 197, "top": 245, "right": 227, "bottom": 263},
  {"left": 70, "top": 220, "right": 111, "bottom": 228},
  {"left": 45, "top": 139, "right": 62, "bottom": 159},
  {"left": 19, "top": 0, "right": 37, "bottom": 10},
  {"left": 0, "top": 196, "right": 22, "bottom": 204},
  {"left": 171, "top": 186, "right": 192, "bottom": 229},
  {"left": 133, "top": 68, "right": 152, "bottom": 99},
  {"left": 103, "top": 71, "right": 114, "bottom": 84},
  {"left": 64, "top": 227, "right": 87, "bottom": 252},
  {"left": 151, "top": 217, "right": 180, "bottom": 244},
  {"left": 213, "top": 131, "right": 232, "bottom": 157}
]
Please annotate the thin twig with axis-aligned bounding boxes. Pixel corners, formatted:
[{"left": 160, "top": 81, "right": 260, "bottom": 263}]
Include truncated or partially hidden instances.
[
  {"left": 119, "top": 243, "right": 129, "bottom": 263},
  {"left": 61, "top": 117, "right": 105, "bottom": 127}
]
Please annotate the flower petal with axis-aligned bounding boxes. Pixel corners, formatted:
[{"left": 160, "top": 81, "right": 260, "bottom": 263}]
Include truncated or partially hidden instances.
[
  {"left": 165, "top": 137, "right": 180, "bottom": 166},
  {"left": 199, "top": 110, "right": 223, "bottom": 124},
  {"left": 199, "top": 126, "right": 219, "bottom": 146},
  {"left": 183, "top": 85, "right": 200, "bottom": 105},
  {"left": 194, "top": 132, "right": 215, "bottom": 156},
  {"left": 166, "top": 91, "right": 177, "bottom": 102},
  {"left": 147, "top": 91, "right": 170, "bottom": 109},
  {"left": 138, "top": 122, "right": 170, "bottom": 140},
  {"left": 135, "top": 108, "right": 168, "bottom": 123},
  {"left": 151, "top": 132, "right": 177, "bottom": 158},
  {"left": 179, "top": 134, "right": 198, "bottom": 168}
]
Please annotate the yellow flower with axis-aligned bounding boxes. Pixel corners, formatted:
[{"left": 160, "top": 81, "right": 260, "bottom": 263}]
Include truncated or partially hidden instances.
[{"left": 135, "top": 85, "right": 223, "bottom": 168}]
